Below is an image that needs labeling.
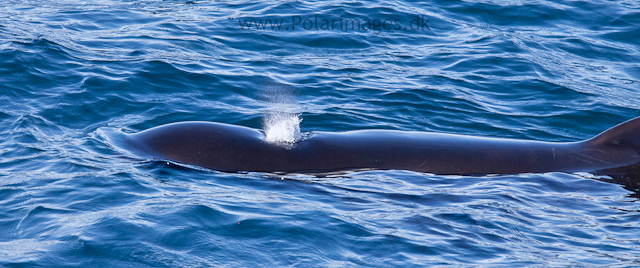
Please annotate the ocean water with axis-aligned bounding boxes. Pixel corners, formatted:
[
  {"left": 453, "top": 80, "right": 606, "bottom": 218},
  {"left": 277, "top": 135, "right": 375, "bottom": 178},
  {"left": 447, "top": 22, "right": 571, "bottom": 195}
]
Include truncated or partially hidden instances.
[{"left": 1, "top": 0, "right": 640, "bottom": 266}]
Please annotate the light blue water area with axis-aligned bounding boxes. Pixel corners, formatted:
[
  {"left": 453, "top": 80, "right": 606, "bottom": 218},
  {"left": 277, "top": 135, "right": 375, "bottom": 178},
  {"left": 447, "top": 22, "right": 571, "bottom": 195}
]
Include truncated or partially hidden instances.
[{"left": 1, "top": 0, "right": 640, "bottom": 266}]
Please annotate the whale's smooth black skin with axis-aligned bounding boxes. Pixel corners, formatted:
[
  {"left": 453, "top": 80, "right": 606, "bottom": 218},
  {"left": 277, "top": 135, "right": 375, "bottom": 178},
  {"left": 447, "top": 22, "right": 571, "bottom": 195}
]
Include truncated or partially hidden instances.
[{"left": 114, "top": 117, "right": 640, "bottom": 176}]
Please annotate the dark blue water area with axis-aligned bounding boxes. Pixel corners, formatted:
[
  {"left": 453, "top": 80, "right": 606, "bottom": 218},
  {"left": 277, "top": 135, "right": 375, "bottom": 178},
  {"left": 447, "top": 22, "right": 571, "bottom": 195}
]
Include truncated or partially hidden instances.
[{"left": 1, "top": 0, "right": 640, "bottom": 266}]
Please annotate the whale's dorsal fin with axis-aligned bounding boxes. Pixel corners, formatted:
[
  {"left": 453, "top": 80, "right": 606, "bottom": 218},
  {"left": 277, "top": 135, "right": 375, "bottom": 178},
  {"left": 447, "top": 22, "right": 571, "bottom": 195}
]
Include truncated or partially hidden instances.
[{"left": 587, "top": 116, "right": 640, "bottom": 148}]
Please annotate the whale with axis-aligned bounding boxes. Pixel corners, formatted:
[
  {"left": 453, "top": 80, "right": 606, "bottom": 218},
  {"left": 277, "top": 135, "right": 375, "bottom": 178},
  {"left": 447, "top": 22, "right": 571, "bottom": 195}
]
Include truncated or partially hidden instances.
[{"left": 106, "top": 116, "right": 640, "bottom": 177}]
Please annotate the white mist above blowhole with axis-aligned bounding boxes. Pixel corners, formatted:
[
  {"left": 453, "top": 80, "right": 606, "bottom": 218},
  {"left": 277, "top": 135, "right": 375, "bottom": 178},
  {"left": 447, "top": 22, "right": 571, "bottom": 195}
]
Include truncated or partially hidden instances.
[{"left": 264, "top": 112, "right": 301, "bottom": 143}]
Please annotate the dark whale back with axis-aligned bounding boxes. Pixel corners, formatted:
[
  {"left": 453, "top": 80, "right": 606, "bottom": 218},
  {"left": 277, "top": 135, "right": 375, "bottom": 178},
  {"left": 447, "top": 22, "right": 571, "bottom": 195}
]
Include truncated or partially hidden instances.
[{"left": 112, "top": 117, "right": 640, "bottom": 176}]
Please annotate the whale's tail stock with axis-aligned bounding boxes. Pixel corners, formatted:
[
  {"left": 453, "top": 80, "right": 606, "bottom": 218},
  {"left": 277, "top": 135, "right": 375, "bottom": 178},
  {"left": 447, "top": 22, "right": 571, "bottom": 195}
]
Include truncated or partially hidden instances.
[
  {"left": 587, "top": 116, "right": 640, "bottom": 149},
  {"left": 587, "top": 116, "right": 640, "bottom": 179}
]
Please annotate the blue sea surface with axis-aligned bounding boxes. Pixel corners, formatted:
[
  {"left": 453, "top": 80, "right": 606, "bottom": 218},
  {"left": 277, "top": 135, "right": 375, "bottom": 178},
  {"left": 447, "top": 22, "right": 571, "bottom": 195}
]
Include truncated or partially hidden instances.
[{"left": 1, "top": 0, "right": 640, "bottom": 266}]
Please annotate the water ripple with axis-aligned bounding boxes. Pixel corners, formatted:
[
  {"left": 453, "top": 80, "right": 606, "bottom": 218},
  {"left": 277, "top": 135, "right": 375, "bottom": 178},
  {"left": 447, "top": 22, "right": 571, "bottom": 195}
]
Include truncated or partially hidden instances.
[{"left": 1, "top": 0, "right": 640, "bottom": 266}]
